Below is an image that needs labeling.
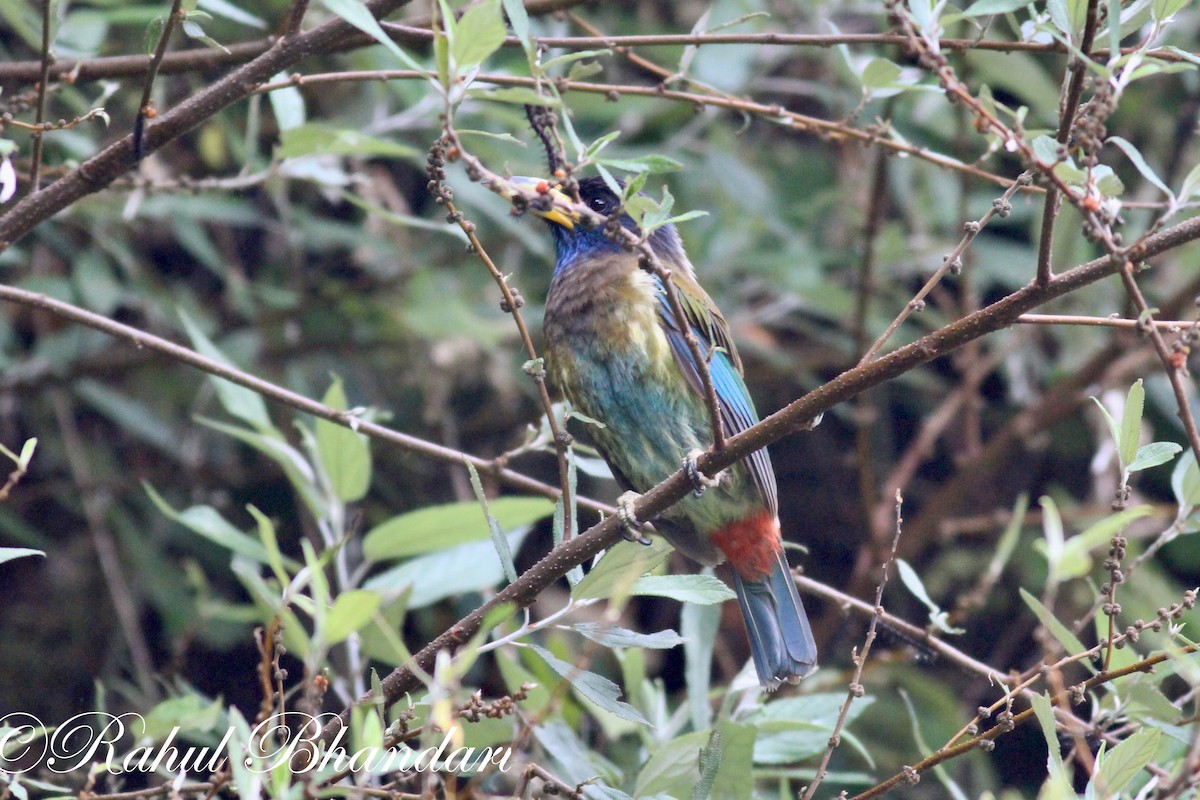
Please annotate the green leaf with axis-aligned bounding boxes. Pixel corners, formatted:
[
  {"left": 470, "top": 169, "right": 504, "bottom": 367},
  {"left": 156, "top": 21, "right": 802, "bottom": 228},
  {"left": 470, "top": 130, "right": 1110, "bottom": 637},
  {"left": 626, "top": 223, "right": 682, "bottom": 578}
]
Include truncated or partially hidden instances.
[
  {"left": 362, "top": 529, "right": 530, "bottom": 608},
  {"left": 527, "top": 644, "right": 648, "bottom": 724},
  {"left": 1020, "top": 588, "right": 1091, "bottom": 660},
  {"left": 1032, "top": 134, "right": 1061, "bottom": 165},
  {"left": 0, "top": 547, "right": 45, "bottom": 565},
  {"left": 571, "top": 623, "right": 686, "bottom": 649},
  {"left": 276, "top": 123, "right": 421, "bottom": 160},
  {"left": 1152, "top": 0, "right": 1189, "bottom": 21},
  {"left": 466, "top": 461, "right": 518, "bottom": 584},
  {"left": 246, "top": 504, "right": 289, "bottom": 586},
  {"left": 628, "top": 574, "right": 735, "bottom": 605},
  {"left": 1091, "top": 395, "right": 1123, "bottom": 457},
  {"left": 1128, "top": 441, "right": 1182, "bottom": 473},
  {"left": 179, "top": 309, "right": 273, "bottom": 431},
  {"left": 452, "top": 0, "right": 506, "bottom": 69},
  {"left": 597, "top": 155, "right": 685, "bottom": 175},
  {"left": 500, "top": 0, "right": 533, "bottom": 59},
  {"left": 860, "top": 57, "right": 903, "bottom": 90},
  {"left": 145, "top": 483, "right": 294, "bottom": 568},
  {"left": 467, "top": 87, "right": 562, "bottom": 106},
  {"left": 1094, "top": 165, "right": 1125, "bottom": 197},
  {"left": 962, "top": 0, "right": 1029, "bottom": 14},
  {"left": 1047, "top": 0, "right": 1088, "bottom": 39},
  {"left": 571, "top": 538, "right": 672, "bottom": 601},
  {"left": 1178, "top": 163, "right": 1200, "bottom": 202},
  {"left": 1171, "top": 449, "right": 1200, "bottom": 507},
  {"left": 682, "top": 595, "right": 720, "bottom": 732},
  {"left": 321, "top": 0, "right": 426, "bottom": 73},
  {"left": 1109, "top": 137, "right": 1172, "bottom": 198},
  {"left": 1095, "top": 727, "right": 1160, "bottom": 795},
  {"left": 1030, "top": 693, "right": 1068, "bottom": 781},
  {"left": 266, "top": 74, "right": 305, "bottom": 131},
  {"left": 315, "top": 377, "right": 371, "bottom": 503},
  {"left": 1120, "top": 379, "right": 1146, "bottom": 472},
  {"left": 195, "top": 416, "right": 323, "bottom": 518},
  {"left": 1058, "top": 505, "right": 1154, "bottom": 579},
  {"left": 363, "top": 497, "right": 552, "bottom": 561},
  {"left": 753, "top": 693, "right": 874, "bottom": 764},
  {"left": 324, "top": 589, "right": 382, "bottom": 645},
  {"left": 897, "top": 559, "right": 965, "bottom": 634}
]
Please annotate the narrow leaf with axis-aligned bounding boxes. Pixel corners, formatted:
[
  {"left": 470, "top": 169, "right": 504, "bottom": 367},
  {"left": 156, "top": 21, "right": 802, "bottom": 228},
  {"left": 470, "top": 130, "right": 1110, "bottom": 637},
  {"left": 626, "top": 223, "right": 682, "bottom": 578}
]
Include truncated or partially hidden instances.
[
  {"left": 528, "top": 644, "right": 648, "bottom": 724},
  {"left": 1095, "top": 727, "right": 1161, "bottom": 795},
  {"left": 571, "top": 538, "right": 672, "bottom": 600},
  {"left": 1109, "top": 137, "right": 1172, "bottom": 198},
  {"left": 1020, "top": 587, "right": 1091, "bottom": 659},
  {"left": 1120, "top": 379, "right": 1146, "bottom": 471},
  {"left": 324, "top": 589, "right": 382, "bottom": 645},
  {"left": 572, "top": 623, "right": 686, "bottom": 649},
  {"left": 321, "top": 0, "right": 426, "bottom": 72},
  {"left": 1128, "top": 441, "right": 1182, "bottom": 473},
  {"left": 628, "top": 574, "right": 735, "bottom": 605}
]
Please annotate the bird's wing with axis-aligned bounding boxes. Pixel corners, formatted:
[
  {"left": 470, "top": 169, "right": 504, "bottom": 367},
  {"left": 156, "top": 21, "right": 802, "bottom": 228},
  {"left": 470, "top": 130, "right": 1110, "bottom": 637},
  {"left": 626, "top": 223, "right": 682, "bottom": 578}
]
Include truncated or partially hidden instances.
[{"left": 654, "top": 268, "right": 778, "bottom": 517}]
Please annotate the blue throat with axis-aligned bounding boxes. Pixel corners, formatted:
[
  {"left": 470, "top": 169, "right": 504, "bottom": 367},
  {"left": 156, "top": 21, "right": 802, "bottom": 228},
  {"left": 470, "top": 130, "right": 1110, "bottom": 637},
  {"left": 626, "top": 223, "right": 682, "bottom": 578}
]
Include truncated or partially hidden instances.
[{"left": 548, "top": 219, "right": 685, "bottom": 275}]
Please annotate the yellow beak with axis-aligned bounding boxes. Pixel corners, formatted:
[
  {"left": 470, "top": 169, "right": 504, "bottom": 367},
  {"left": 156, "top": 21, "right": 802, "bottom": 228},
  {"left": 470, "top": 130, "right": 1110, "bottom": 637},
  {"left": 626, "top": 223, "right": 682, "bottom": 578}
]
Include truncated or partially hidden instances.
[{"left": 504, "top": 176, "right": 579, "bottom": 229}]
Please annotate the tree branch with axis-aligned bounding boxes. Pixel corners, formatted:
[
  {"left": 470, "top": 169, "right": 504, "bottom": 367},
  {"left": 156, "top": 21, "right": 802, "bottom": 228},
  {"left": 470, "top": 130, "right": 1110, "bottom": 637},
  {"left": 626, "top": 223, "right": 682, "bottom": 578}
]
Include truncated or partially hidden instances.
[{"left": 0, "top": 0, "right": 423, "bottom": 253}]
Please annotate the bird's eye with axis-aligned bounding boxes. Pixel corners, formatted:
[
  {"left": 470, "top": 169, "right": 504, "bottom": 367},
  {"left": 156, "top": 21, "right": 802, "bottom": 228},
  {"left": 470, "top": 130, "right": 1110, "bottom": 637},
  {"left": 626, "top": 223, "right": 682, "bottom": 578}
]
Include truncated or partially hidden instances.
[{"left": 588, "top": 195, "right": 612, "bottom": 214}]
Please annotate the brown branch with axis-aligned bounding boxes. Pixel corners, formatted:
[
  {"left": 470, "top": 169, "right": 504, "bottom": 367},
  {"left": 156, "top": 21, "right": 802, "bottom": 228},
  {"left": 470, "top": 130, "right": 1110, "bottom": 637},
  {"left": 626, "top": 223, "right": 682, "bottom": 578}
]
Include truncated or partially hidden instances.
[
  {"left": 134, "top": 0, "right": 185, "bottom": 161},
  {"left": 253, "top": 67, "right": 1029, "bottom": 191},
  {"left": 802, "top": 490, "right": 904, "bottom": 800},
  {"left": 4, "top": 30, "right": 1197, "bottom": 85},
  {"left": 0, "top": 0, "right": 592, "bottom": 84},
  {"left": 859, "top": 172, "right": 1031, "bottom": 364},
  {"left": 28, "top": 0, "right": 53, "bottom": 192},
  {"left": 0, "top": 282, "right": 610, "bottom": 517},
  {"left": 1035, "top": 0, "right": 1101, "bottom": 286},
  {"left": 1116, "top": 260, "right": 1200, "bottom": 460},
  {"left": 1017, "top": 313, "right": 1197, "bottom": 329},
  {"left": 0, "top": 0, "right": 418, "bottom": 254},
  {"left": 441, "top": 189, "right": 575, "bottom": 541}
]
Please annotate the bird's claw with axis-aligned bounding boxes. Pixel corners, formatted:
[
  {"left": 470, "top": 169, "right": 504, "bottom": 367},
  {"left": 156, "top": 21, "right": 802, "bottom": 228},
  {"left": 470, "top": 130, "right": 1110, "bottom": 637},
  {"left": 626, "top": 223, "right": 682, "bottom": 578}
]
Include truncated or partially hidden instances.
[
  {"left": 616, "top": 491, "right": 652, "bottom": 545},
  {"left": 800, "top": 412, "right": 824, "bottom": 432},
  {"left": 684, "top": 449, "right": 721, "bottom": 497}
]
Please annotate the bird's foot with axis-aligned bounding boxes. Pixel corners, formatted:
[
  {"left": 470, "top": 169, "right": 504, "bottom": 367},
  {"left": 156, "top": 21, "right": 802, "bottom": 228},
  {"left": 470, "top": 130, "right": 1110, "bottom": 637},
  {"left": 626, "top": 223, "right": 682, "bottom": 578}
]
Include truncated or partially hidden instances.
[
  {"left": 617, "top": 491, "right": 651, "bottom": 546},
  {"left": 684, "top": 449, "right": 722, "bottom": 497},
  {"left": 800, "top": 412, "right": 824, "bottom": 432}
]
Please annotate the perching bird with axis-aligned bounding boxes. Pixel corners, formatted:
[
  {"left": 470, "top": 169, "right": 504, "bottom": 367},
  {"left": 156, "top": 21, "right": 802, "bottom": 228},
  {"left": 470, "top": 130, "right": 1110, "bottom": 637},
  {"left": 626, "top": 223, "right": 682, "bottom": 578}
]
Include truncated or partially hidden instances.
[{"left": 507, "top": 175, "right": 817, "bottom": 690}]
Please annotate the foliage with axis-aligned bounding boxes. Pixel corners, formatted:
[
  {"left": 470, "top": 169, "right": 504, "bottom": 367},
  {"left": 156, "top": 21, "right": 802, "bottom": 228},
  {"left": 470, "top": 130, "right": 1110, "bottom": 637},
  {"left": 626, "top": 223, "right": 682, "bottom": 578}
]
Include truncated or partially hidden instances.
[{"left": 1, "top": 0, "right": 1200, "bottom": 799}]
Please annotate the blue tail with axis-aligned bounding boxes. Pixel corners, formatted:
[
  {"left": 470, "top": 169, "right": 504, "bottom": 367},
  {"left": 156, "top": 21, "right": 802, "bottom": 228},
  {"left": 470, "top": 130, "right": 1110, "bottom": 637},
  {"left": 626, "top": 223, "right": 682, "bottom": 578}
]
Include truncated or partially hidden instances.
[{"left": 732, "top": 550, "right": 818, "bottom": 690}]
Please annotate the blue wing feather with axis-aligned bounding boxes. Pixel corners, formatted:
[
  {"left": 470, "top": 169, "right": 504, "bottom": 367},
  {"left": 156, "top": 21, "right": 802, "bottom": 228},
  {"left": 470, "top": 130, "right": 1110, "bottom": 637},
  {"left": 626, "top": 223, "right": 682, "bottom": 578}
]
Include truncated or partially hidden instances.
[{"left": 654, "top": 275, "right": 779, "bottom": 518}]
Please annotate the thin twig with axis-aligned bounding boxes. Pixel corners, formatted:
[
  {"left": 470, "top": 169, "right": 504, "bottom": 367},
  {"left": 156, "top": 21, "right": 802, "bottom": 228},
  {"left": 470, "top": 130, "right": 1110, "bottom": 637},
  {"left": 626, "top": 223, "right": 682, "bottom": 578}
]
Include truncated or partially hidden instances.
[
  {"left": 251, "top": 69, "right": 1027, "bottom": 190},
  {"left": 858, "top": 172, "right": 1031, "bottom": 364},
  {"left": 851, "top": 617, "right": 1196, "bottom": 800},
  {"left": 441, "top": 187, "right": 575, "bottom": 542},
  {"left": 284, "top": 0, "right": 310, "bottom": 36},
  {"left": 1115, "top": 260, "right": 1200, "bottom": 467},
  {"left": 1034, "top": 0, "right": 1101, "bottom": 286},
  {"left": 0, "top": 282, "right": 610, "bottom": 517},
  {"left": 0, "top": 0, "right": 421, "bottom": 253},
  {"left": 134, "top": 0, "right": 186, "bottom": 162},
  {"left": 28, "top": 0, "right": 54, "bottom": 192},
  {"left": 3, "top": 31, "right": 1198, "bottom": 84},
  {"left": 802, "top": 489, "right": 905, "bottom": 800},
  {"left": 1017, "top": 313, "right": 1197, "bottom": 329}
]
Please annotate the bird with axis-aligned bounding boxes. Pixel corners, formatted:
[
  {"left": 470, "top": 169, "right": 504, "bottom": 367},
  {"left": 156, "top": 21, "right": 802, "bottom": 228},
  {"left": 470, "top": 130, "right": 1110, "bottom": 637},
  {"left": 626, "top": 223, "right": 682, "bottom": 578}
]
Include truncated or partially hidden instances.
[{"left": 505, "top": 174, "right": 817, "bottom": 690}]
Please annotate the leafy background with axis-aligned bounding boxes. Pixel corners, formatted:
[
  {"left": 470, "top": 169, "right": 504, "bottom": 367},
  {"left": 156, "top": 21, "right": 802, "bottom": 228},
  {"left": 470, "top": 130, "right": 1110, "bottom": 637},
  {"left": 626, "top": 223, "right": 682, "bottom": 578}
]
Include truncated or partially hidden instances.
[{"left": 2, "top": 0, "right": 1200, "bottom": 798}]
